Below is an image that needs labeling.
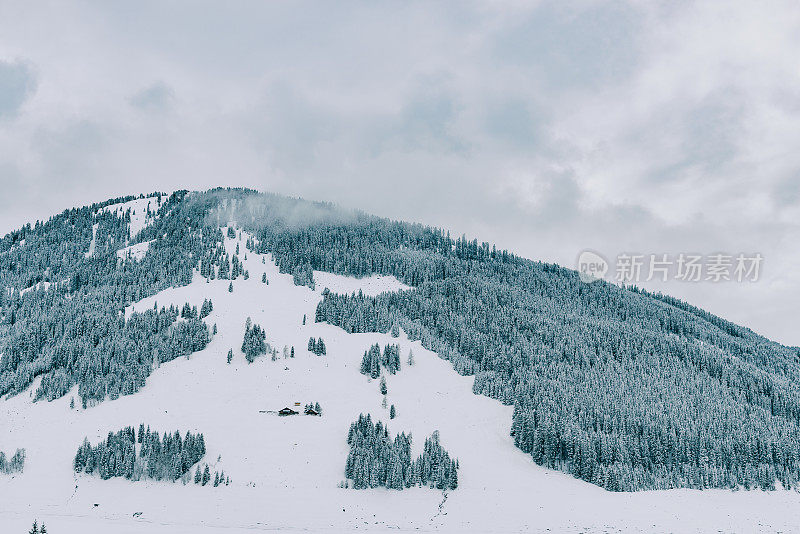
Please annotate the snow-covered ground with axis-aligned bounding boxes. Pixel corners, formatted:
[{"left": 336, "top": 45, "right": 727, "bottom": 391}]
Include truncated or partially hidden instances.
[
  {"left": 2, "top": 228, "right": 800, "bottom": 534},
  {"left": 314, "top": 271, "right": 412, "bottom": 296},
  {"left": 85, "top": 223, "right": 99, "bottom": 258},
  {"left": 116, "top": 240, "right": 153, "bottom": 262},
  {"left": 19, "top": 281, "right": 52, "bottom": 296}
]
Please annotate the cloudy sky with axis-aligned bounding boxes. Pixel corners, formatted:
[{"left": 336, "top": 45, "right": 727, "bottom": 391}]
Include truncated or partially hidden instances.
[{"left": 1, "top": 1, "right": 799, "bottom": 345}]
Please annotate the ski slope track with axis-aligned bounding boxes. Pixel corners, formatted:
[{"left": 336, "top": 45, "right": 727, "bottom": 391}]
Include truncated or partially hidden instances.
[{"left": 1, "top": 228, "right": 799, "bottom": 533}]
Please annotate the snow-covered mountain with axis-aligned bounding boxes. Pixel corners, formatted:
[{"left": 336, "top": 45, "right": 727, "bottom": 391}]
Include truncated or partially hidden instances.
[{"left": 2, "top": 189, "right": 800, "bottom": 533}]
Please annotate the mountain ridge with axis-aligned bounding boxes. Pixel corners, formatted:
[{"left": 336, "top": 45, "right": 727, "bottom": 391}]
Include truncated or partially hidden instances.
[{"left": 1, "top": 187, "right": 799, "bottom": 495}]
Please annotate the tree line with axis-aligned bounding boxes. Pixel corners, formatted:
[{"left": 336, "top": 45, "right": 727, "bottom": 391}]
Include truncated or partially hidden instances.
[
  {"left": 344, "top": 414, "right": 458, "bottom": 491},
  {"left": 73, "top": 424, "right": 206, "bottom": 482}
]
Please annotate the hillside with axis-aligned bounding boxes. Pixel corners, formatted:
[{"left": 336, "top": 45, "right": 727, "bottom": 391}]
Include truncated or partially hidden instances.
[{"left": 1, "top": 188, "right": 800, "bottom": 532}]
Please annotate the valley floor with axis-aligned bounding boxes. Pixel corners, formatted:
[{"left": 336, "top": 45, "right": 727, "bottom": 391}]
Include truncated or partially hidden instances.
[{"left": 1, "top": 229, "right": 799, "bottom": 533}]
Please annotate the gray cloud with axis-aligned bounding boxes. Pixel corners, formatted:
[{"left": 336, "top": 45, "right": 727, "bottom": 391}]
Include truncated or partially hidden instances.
[
  {"left": 0, "top": 59, "right": 37, "bottom": 119},
  {"left": 493, "top": 1, "right": 644, "bottom": 90},
  {"left": 129, "top": 82, "right": 175, "bottom": 112}
]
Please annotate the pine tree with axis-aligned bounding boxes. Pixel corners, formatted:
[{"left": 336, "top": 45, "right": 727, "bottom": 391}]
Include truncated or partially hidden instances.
[
  {"left": 380, "top": 376, "right": 387, "bottom": 395},
  {"left": 228, "top": 282, "right": 233, "bottom": 293},
  {"left": 227, "top": 349, "right": 233, "bottom": 364},
  {"left": 390, "top": 405, "right": 396, "bottom": 419},
  {"left": 242, "top": 319, "right": 267, "bottom": 362},
  {"left": 29, "top": 520, "right": 38, "bottom": 534}
]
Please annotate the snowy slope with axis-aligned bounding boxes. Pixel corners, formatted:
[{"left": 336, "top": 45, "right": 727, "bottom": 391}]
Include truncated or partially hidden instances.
[{"left": 2, "top": 228, "right": 799, "bottom": 534}]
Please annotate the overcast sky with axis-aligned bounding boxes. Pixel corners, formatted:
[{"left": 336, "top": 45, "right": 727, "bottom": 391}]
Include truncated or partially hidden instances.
[{"left": 1, "top": 1, "right": 799, "bottom": 345}]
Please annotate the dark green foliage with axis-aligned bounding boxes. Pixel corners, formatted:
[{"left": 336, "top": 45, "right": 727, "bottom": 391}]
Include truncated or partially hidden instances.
[
  {"left": 0, "top": 192, "right": 215, "bottom": 406},
  {"left": 308, "top": 337, "right": 326, "bottom": 356},
  {"left": 30, "top": 302, "right": 208, "bottom": 405},
  {"left": 0, "top": 448, "right": 25, "bottom": 474},
  {"left": 194, "top": 463, "right": 228, "bottom": 487},
  {"left": 359, "top": 343, "right": 400, "bottom": 378},
  {"left": 379, "top": 376, "right": 387, "bottom": 395},
  {"left": 200, "top": 299, "right": 213, "bottom": 319},
  {"left": 227, "top": 349, "right": 233, "bottom": 364},
  {"left": 320, "top": 274, "right": 800, "bottom": 490},
  {"left": 345, "top": 414, "right": 458, "bottom": 491},
  {"left": 390, "top": 404, "right": 396, "bottom": 419},
  {"left": 242, "top": 319, "right": 266, "bottom": 363},
  {"left": 304, "top": 401, "right": 322, "bottom": 415},
  {"left": 73, "top": 425, "right": 205, "bottom": 482}
]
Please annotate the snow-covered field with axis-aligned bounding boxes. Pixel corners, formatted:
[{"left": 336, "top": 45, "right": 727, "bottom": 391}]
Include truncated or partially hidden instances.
[{"left": 2, "top": 228, "right": 799, "bottom": 534}]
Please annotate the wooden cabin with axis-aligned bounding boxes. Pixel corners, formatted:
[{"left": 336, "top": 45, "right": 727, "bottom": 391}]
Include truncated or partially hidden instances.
[{"left": 278, "top": 407, "right": 299, "bottom": 416}]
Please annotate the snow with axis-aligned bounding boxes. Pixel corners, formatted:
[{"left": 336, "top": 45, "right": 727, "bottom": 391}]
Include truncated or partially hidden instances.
[
  {"left": 101, "top": 197, "right": 159, "bottom": 241},
  {"left": 2, "top": 227, "right": 800, "bottom": 533},
  {"left": 19, "top": 281, "right": 52, "bottom": 296},
  {"left": 85, "top": 223, "right": 98, "bottom": 257},
  {"left": 314, "top": 271, "right": 412, "bottom": 297},
  {"left": 116, "top": 240, "right": 153, "bottom": 262}
]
